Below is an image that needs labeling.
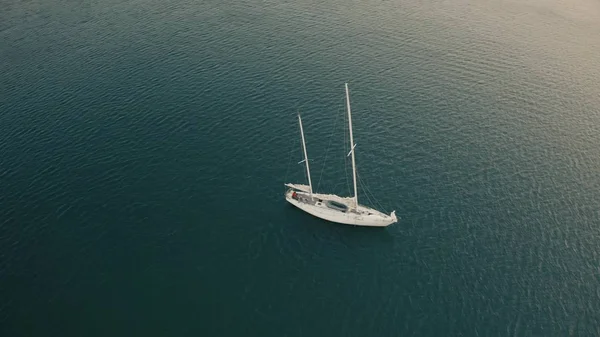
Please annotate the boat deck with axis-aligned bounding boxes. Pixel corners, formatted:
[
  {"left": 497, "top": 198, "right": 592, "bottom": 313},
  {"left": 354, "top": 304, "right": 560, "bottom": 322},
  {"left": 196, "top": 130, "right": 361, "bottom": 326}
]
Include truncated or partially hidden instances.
[{"left": 287, "top": 189, "right": 387, "bottom": 217}]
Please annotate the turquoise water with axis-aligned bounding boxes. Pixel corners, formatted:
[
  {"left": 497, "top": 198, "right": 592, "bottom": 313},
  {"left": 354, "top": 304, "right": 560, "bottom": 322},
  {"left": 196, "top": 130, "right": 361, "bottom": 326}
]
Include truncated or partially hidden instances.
[{"left": 2, "top": 0, "right": 600, "bottom": 335}]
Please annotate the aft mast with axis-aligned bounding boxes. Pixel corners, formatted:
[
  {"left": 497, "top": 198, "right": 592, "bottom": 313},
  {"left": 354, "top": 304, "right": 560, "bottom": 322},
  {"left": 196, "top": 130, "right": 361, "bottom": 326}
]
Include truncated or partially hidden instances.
[
  {"left": 345, "top": 83, "right": 358, "bottom": 210},
  {"left": 298, "top": 113, "right": 313, "bottom": 198}
]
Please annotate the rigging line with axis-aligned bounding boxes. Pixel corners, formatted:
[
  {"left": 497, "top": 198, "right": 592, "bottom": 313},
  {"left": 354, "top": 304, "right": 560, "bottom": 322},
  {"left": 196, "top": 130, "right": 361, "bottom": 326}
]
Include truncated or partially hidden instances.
[
  {"left": 357, "top": 171, "right": 386, "bottom": 212},
  {"left": 316, "top": 97, "right": 344, "bottom": 192},
  {"left": 356, "top": 171, "right": 376, "bottom": 209},
  {"left": 284, "top": 116, "right": 297, "bottom": 188},
  {"left": 364, "top": 174, "right": 385, "bottom": 211}
]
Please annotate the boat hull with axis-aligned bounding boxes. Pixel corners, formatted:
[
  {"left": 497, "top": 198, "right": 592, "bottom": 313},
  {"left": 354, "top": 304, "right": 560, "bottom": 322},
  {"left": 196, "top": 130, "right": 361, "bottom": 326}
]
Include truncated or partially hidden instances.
[{"left": 285, "top": 189, "right": 397, "bottom": 227}]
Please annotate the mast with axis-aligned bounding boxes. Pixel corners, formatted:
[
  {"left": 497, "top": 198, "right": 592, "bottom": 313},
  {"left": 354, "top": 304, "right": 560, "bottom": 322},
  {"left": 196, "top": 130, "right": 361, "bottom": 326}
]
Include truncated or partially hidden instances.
[
  {"left": 298, "top": 113, "right": 313, "bottom": 197},
  {"left": 345, "top": 83, "right": 358, "bottom": 209}
]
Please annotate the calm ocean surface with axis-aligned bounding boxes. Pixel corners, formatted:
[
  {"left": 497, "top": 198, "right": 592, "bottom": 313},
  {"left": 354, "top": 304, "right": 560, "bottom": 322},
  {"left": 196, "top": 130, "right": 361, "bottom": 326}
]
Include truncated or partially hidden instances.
[{"left": 2, "top": 0, "right": 600, "bottom": 335}]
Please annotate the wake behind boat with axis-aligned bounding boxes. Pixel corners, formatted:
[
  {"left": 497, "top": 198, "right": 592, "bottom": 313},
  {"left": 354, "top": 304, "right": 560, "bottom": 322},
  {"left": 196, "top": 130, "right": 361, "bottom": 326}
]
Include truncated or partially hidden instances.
[{"left": 284, "top": 83, "right": 397, "bottom": 227}]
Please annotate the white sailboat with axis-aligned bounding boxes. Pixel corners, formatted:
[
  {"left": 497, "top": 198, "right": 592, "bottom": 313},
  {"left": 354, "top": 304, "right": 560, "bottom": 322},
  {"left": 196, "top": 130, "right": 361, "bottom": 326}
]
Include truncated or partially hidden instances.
[{"left": 284, "top": 83, "right": 397, "bottom": 227}]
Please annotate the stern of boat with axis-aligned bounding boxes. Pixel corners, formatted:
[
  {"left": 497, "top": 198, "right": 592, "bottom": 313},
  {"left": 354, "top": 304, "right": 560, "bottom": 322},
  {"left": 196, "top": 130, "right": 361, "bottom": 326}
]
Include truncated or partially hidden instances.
[{"left": 284, "top": 187, "right": 300, "bottom": 202}]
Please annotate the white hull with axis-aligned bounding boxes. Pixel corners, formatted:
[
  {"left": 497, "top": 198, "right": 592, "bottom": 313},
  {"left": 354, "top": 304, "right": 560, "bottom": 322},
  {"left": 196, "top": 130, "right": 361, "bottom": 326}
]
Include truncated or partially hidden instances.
[{"left": 285, "top": 189, "right": 397, "bottom": 227}]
